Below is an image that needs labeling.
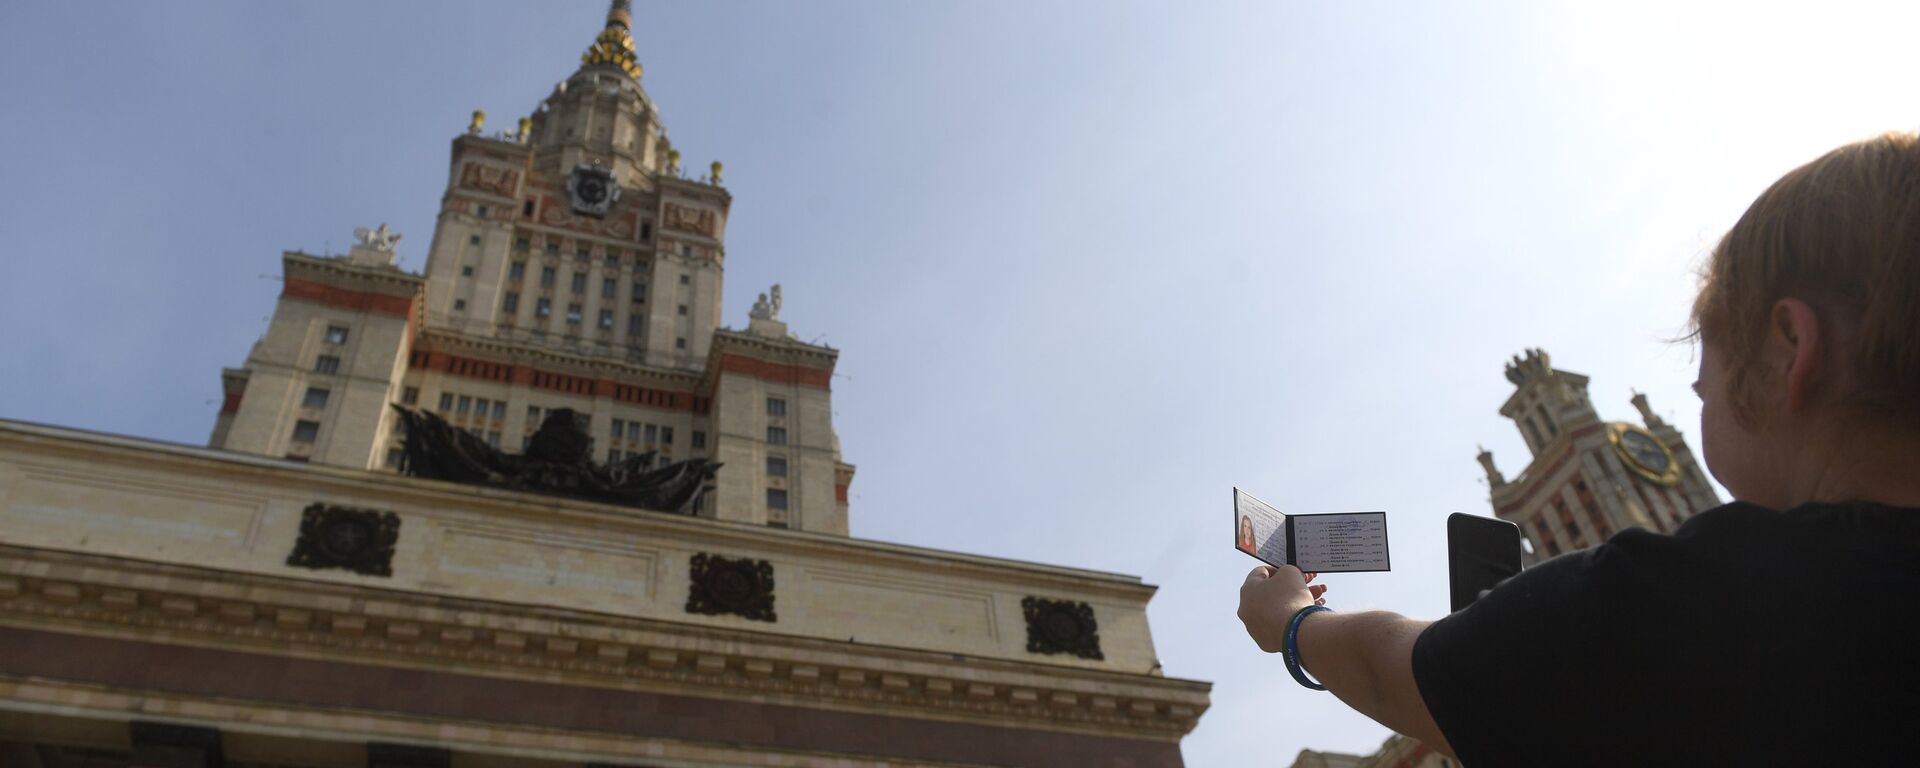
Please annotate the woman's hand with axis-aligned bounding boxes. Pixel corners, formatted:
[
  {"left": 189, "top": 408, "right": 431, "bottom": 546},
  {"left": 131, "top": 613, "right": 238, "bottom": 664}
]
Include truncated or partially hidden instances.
[{"left": 1238, "top": 565, "right": 1328, "bottom": 653}]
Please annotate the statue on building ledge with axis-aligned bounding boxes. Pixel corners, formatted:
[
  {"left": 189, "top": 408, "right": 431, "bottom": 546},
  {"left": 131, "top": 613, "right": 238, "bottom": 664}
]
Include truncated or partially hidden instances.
[{"left": 390, "top": 405, "right": 720, "bottom": 516}]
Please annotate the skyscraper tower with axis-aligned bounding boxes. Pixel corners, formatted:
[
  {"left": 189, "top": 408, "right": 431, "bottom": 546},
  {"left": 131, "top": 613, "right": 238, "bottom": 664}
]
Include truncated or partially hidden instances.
[
  {"left": 1476, "top": 349, "right": 1720, "bottom": 560},
  {"left": 211, "top": 1, "right": 854, "bottom": 533}
]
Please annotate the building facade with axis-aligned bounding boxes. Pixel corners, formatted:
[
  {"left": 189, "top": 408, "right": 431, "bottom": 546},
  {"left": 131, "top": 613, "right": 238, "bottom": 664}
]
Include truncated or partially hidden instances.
[
  {"left": 1475, "top": 349, "right": 1720, "bottom": 559},
  {"left": 210, "top": 0, "right": 850, "bottom": 534},
  {"left": 0, "top": 3, "right": 1209, "bottom": 765}
]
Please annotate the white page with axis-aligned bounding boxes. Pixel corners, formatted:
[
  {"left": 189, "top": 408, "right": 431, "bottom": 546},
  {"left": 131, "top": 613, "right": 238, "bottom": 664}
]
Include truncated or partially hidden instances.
[
  {"left": 1291, "top": 512, "right": 1391, "bottom": 572},
  {"left": 1233, "top": 488, "right": 1290, "bottom": 567}
]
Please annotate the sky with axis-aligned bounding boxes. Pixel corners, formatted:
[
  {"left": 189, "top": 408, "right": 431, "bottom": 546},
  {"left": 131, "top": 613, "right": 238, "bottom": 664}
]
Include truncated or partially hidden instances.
[{"left": 1, "top": 1, "right": 1915, "bottom": 763}]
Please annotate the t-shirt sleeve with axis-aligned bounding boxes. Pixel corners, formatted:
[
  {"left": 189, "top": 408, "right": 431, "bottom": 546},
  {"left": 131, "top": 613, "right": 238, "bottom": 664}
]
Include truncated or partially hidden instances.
[{"left": 1412, "top": 543, "right": 1644, "bottom": 766}]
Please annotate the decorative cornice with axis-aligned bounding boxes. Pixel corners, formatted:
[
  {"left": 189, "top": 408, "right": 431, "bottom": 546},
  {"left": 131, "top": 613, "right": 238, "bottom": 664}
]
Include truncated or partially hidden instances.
[{"left": 0, "top": 548, "right": 1208, "bottom": 738}]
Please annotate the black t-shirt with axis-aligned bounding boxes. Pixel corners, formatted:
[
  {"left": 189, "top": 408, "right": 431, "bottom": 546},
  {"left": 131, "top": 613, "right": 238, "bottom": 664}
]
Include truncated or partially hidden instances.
[{"left": 1412, "top": 501, "right": 1920, "bottom": 767}]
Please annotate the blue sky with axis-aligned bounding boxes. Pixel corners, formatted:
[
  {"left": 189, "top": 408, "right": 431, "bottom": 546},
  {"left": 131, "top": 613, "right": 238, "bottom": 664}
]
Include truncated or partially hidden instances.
[{"left": 2, "top": 1, "right": 1915, "bottom": 763}]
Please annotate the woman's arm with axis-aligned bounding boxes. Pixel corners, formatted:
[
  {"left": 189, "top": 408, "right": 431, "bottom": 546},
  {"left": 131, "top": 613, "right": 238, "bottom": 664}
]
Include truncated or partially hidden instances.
[{"left": 1239, "top": 566, "right": 1454, "bottom": 758}]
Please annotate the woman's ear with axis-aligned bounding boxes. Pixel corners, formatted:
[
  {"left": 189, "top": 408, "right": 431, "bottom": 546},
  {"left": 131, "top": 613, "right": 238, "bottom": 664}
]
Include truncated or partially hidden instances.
[{"left": 1768, "top": 298, "right": 1825, "bottom": 413}]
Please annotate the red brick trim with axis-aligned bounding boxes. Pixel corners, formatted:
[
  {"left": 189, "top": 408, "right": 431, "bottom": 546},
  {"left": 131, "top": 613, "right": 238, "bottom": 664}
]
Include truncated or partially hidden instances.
[
  {"left": 219, "top": 392, "right": 243, "bottom": 416},
  {"left": 717, "top": 353, "right": 832, "bottom": 389},
  {"left": 282, "top": 278, "right": 414, "bottom": 318},
  {"left": 0, "top": 626, "right": 1183, "bottom": 767},
  {"left": 1494, "top": 423, "right": 1604, "bottom": 517},
  {"left": 406, "top": 352, "right": 714, "bottom": 414},
  {"left": 835, "top": 483, "right": 850, "bottom": 504}
]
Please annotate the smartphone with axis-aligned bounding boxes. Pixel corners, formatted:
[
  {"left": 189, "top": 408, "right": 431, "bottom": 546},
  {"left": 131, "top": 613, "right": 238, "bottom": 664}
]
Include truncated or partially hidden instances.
[{"left": 1446, "top": 512, "right": 1523, "bottom": 612}]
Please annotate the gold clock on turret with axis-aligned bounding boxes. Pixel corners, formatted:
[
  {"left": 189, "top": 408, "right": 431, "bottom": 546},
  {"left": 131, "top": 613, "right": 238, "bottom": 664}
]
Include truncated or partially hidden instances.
[{"left": 1607, "top": 422, "right": 1681, "bottom": 486}]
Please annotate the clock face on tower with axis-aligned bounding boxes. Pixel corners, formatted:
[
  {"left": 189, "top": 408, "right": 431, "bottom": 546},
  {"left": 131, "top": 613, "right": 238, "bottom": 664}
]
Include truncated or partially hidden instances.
[
  {"left": 1607, "top": 422, "right": 1680, "bottom": 486},
  {"left": 565, "top": 163, "right": 621, "bottom": 217}
]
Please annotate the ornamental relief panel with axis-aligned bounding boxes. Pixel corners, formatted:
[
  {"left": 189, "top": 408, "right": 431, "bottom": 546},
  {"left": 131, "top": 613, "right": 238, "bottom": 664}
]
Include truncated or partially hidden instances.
[
  {"left": 539, "top": 198, "right": 638, "bottom": 241},
  {"left": 285, "top": 503, "right": 402, "bottom": 578},
  {"left": 662, "top": 203, "right": 719, "bottom": 238},
  {"left": 458, "top": 163, "right": 520, "bottom": 197},
  {"left": 1021, "top": 596, "right": 1103, "bottom": 660}
]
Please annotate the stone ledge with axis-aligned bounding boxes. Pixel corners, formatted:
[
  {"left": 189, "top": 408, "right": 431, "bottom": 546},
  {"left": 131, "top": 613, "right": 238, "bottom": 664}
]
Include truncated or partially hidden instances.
[{"left": 0, "top": 555, "right": 1208, "bottom": 738}]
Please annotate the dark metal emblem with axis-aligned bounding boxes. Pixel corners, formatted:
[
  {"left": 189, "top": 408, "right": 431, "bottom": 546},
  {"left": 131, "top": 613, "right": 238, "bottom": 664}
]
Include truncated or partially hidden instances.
[
  {"left": 686, "top": 553, "right": 776, "bottom": 622},
  {"left": 286, "top": 503, "right": 401, "bottom": 577},
  {"left": 1022, "top": 596, "right": 1103, "bottom": 660}
]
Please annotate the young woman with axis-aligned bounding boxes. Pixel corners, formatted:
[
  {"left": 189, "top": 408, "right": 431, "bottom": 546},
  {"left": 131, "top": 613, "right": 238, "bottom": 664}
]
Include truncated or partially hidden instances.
[{"left": 1238, "top": 132, "right": 1920, "bottom": 765}]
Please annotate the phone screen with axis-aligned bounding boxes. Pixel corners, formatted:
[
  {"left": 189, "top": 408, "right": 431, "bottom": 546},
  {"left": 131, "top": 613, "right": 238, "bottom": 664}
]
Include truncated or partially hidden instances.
[{"left": 1446, "top": 512, "right": 1523, "bottom": 612}]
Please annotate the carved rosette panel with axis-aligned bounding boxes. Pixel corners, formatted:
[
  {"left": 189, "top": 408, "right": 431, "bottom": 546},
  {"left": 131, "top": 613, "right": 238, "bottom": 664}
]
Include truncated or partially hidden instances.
[
  {"left": 1022, "top": 596, "right": 1103, "bottom": 660},
  {"left": 686, "top": 553, "right": 776, "bottom": 622},
  {"left": 286, "top": 503, "right": 402, "bottom": 578}
]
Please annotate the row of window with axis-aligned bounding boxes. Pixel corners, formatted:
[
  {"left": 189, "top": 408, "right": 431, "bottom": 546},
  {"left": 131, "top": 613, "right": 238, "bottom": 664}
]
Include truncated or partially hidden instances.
[
  {"left": 503, "top": 293, "right": 649, "bottom": 334},
  {"left": 610, "top": 417, "right": 676, "bottom": 446},
  {"left": 513, "top": 236, "right": 652, "bottom": 263},
  {"left": 509, "top": 263, "right": 653, "bottom": 299},
  {"left": 438, "top": 391, "right": 509, "bottom": 422}
]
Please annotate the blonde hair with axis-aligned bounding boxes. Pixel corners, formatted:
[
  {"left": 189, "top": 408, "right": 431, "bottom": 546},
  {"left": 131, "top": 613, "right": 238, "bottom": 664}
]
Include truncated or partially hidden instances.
[{"left": 1690, "top": 131, "right": 1920, "bottom": 426}]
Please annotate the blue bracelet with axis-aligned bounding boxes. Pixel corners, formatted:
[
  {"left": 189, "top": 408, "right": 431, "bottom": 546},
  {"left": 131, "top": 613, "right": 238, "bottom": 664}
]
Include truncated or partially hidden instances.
[{"left": 1283, "top": 605, "right": 1332, "bottom": 691}]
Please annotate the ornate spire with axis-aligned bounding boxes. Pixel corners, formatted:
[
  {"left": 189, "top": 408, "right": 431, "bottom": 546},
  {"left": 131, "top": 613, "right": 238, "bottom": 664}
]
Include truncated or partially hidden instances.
[{"left": 581, "top": 0, "right": 643, "bottom": 79}]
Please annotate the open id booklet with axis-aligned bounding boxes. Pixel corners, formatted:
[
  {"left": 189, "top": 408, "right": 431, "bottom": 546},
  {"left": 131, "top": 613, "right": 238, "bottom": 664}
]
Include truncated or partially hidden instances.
[{"left": 1232, "top": 487, "right": 1391, "bottom": 573}]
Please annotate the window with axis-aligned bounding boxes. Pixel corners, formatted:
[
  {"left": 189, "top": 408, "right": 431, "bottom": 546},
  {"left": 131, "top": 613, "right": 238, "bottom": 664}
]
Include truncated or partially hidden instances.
[
  {"left": 314, "top": 355, "right": 341, "bottom": 375},
  {"left": 677, "top": 304, "right": 688, "bottom": 316},
  {"left": 627, "top": 314, "right": 643, "bottom": 334},
  {"left": 571, "top": 272, "right": 587, "bottom": 293},
  {"left": 527, "top": 405, "right": 542, "bottom": 422},
  {"left": 767, "top": 426, "right": 787, "bottom": 445},
  {"left": 514, "top": 237, "right": 530, "bottom": 252},
  {"left": 476, "top": 205, "right": 490, "bottom": 218},
  {"left": 631, "top": 283, "right": 647, "bottom": 302},
  {"left": 602, "top": 278, "right": 617, "bottom": 298},
  {"left": 503, "top": 292, "right": 519, "bottom": 313},
  {"left": 675, "top": 337, "right": 687, "bottom": 350},
  {"left": 536, "top": 298, "right": 552, "bottom": 318},
  {"left": 766, "top": 398, "right": 786, "bottom": 416},
  {"left": 439, "top": 393, "right": 454, "bottom": 411},
  {"left": 544, "top": 240, "right": 560, "bottom": 256},
  {"left": 456, "top": 396, "right": 471, "bottom": 415},
  {"left": 453, "top": 299, "right": 467, "bottom": 311},
  {"left": 487, "top": 431, "right": 501, "bottom": 449},
  {"left": 302, "top": 387, "right": 330, "bottom": 410},
  {"left": 766, "top": 488, "right": 788, "bottom": 510},
  {"left": 661, "top": 427, "right": 675, "bottom": 444},
  {"left": 474, "top": 398, "right": 489, "bottom": 418},
  {"left": 612, "top": 419, "right": 626, "bottom": 439},
  {"left": 402, "top": 386, "right": 419, "bottom": 405},
  {"left": 767, "top": 456, "right": 787, "bottom": 477},
  {"left": 679, "top": 273, "right": 690, "bottom": 284},
  {"left": 492, "top": 401, "right": 506, "bottom": 420},
  {"left": 605, "top": 252, "right": 620, "bottom": 268},
  {"left": 522, "top": 200, "right": 534, "bottom": 217},
  {"left": 461, "top": 265, "right": 474, "bottom": 277},
  {"left": 644, "top": 424, "right": 658, "bottom": 444},
  {"left": 540, "top": 266, "right": 557, "bottom": 288},
  {"left": 324, "top": 325, "right": 349, "bottom": 345},
  {"left": 286, "top": 454, "right": 311, "bottom": 464},
  {"left": 291, "top": 420, "right": 321, "bottom": 443},
  {"left": 599, "top": 309, "right": 614, "bottom": 329},
  {"left": 680, "top": 246, "right": 693, "bottom": 258},
  {"left": 566, "top": 303, "right": 583, "bottom": 324},
  {"left": 691, "top": 430, "right": 706, "bottom": 449},
  {"left": 576, "top": 245, "right": 592, "bottom": 261},
  {"left": 385, "top": 448, "right": 402, "bottom": 469},
  {"left": 509, "top": 262, "right": 526, "bottom": 281},
  {"left": 608, "top": 448, "right": 623, "bottom": 464}
]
